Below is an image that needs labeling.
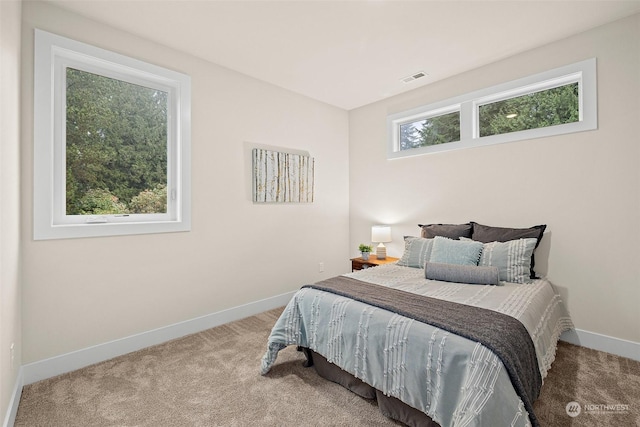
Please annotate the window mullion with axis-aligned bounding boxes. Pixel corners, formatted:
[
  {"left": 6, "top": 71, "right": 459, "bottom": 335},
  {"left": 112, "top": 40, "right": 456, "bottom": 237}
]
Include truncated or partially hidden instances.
[{"left": 460, "top": 101, "right": 474, "bottom": 140}]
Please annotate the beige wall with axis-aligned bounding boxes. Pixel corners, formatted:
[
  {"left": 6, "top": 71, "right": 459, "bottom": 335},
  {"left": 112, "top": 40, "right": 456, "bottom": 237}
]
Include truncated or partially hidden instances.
[
  {"left": 349, "top": 14, "right": 640, "bottom": 343},
  {"left": 13, "top": 0, "right": 640, "bottom": 380},
  {"left": 1, "top": 0, "right": 22, "bottom": 419},
  {"left": 21, "top": 2, "right": 350, "bottom": 364}
]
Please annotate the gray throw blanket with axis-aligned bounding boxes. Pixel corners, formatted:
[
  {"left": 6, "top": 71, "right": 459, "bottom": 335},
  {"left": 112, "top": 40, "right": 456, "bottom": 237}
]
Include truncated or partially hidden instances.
[{"left": 304, "top": 276, "right": 542, "bottom": 427}]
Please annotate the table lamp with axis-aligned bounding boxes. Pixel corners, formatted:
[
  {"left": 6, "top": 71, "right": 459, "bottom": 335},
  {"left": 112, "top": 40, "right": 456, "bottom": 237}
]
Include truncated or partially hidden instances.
[{"left": 371, "top": 225, "right": 392, "bottom": 260}]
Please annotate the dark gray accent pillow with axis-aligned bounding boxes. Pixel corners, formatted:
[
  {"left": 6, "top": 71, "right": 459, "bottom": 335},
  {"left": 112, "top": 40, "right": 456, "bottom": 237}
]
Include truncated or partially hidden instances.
[
  {"left": 470, "top": 222, "right": 546, "bottom": 279},
  {"left": 425, "top": 262, "right": 500, "bottom": 285},
  {"left": 418, "top": 223, "right": 472, "bottom": 239},
  {"left": 470, "top": 222, "right": 546, "bottom": 244}
]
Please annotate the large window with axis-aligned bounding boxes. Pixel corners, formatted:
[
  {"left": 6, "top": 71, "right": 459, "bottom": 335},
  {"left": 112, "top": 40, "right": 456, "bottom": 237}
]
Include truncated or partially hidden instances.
[
  {"left": 34, "top": 29, "right": 191, "bottom": 240},
  {"left": 388, "top": 59, "right": 597, "bottom": 159}
]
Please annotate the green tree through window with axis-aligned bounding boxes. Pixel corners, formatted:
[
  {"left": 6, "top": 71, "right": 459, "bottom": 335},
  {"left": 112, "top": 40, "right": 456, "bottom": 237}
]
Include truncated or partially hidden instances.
[
  {"left": 479, "top": 83, "right": 579, "bottom": 137},
  {"left": 66, "top": 68, "right": 168, "bottom": 215},
  {"left": 400, "top": 111, "right": 461, "bottom": 150}
]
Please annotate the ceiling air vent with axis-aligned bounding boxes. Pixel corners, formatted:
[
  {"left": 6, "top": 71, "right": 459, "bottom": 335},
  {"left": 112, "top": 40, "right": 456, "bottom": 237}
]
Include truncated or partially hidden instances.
[{"left": 401, "top": 71, "right": 427, "bottom": 84}]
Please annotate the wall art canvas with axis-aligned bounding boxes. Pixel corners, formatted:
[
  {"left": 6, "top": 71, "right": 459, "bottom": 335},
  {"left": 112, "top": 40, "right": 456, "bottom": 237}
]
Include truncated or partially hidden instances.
[{"left": 252, "top": 148, "right": 314, "bottom": 203}]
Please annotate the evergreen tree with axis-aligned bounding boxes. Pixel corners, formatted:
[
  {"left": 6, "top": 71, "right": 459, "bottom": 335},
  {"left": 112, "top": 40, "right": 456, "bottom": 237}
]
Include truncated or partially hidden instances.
[
  {"left": 65, "top": 68, "right": 168, "bottom": 215},
  {"left": 479, "top": 83, "right": 579, "bottom": 137}
]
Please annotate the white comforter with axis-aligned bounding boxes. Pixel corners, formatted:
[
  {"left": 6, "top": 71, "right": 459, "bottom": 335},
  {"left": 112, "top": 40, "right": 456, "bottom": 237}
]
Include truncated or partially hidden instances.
[{"left": 261, "top": 264, "right": 573, "bottom": 427}]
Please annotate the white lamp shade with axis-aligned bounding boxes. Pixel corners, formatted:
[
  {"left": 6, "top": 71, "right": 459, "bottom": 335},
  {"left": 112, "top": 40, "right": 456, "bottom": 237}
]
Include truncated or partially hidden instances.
[{"left": 371, "top": 225, "right": 392, "bottom": 243}]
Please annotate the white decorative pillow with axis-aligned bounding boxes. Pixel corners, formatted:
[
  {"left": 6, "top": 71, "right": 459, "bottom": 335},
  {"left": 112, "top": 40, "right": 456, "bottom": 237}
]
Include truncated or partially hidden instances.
[
  {"left": 396, "top": 236, "right": 434, "bottom": 268},
  {"left": 463, "top": 237, "right": 537, "bottom": 284}
]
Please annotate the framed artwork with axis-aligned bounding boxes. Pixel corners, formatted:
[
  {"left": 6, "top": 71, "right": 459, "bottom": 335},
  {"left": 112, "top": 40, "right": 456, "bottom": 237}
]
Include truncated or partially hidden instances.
[{"left": 252, "top": 148, "right": 314, "bottom": 203}]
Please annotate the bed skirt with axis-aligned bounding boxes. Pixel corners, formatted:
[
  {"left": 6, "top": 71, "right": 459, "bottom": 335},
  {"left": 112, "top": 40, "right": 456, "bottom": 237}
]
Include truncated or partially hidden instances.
[{"left": 307, "top": 349, "right": 440, "bottom": 427}]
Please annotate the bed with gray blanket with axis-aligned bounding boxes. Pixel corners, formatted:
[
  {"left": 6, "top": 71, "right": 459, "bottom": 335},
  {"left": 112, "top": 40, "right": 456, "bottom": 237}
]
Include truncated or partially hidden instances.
[{"left": 261, "top": 226, "right": 573, "bottom": 426}]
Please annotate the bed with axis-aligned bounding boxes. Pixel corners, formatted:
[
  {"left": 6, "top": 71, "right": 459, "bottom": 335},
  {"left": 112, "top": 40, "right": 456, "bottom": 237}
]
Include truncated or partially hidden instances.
[{"left": 260, "top": 222, "right": 574, "bottom": 427}]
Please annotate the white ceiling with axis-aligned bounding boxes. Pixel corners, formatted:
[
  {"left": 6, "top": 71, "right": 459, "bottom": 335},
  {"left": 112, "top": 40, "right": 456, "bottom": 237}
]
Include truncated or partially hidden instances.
[{"left": 46, "top": 0, "right": 640, "bottom": 110}]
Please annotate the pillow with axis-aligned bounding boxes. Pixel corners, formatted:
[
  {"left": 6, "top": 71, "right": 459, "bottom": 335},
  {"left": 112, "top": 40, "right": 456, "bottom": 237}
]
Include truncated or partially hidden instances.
[
  {"left": 425, "top": 262, "right": 500, "bottom": 285},
  {"left": 470, "top": 221, "right": 546, "bottom": 245},
  {"left": 418, "top": 223, "right": 472, "bottom": 240},
  {"left": 464, "top": 237, "right": 537, "bottom": 284},
  {"left": 470, "top": 222, "right": 546, "bottom": 278},
  {"left": 396, "top": 236, "right": 434, "bottom": 268},
  {"left": 429, "top": 236, "right": 483, "bottom": 266}
]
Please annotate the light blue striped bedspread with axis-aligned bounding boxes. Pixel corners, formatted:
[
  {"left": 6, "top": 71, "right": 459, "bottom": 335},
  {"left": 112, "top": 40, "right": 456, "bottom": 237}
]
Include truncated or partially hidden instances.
[{"left": 261, "top": 264, "right": 573, "bottom": 427}]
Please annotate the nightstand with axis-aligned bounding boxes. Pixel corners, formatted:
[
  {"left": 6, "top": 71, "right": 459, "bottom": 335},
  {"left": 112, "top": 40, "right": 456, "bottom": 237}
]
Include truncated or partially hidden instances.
[{"left": 351, "top": 255, "right": 399, "bottom": 271}]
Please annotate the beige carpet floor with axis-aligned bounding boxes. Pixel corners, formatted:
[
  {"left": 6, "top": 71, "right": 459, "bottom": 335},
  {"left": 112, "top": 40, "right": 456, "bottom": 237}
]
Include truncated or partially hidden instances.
[{"left": 15, "top": 308, "right": 640, "bottom": 426}]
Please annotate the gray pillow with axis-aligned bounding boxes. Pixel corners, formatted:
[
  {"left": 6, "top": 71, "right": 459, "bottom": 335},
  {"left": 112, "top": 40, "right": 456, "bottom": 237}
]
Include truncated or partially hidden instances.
[
  {"left": 429, "top": 236, "right": 483, "bottom": 266},
  {"left": 470, "top": 221, "right": 546, "bottom": 244},
  {"left": 463, "top": 237, "right": 537, "bottom": 284},
  {"left": 419, "top": 223, "right": 472, "bottom": 240},
  {"left": 396, "top": 236, "right": 434, "bottom": 268},
  {"left": 425, "top": 262, "right": 500, "bottom": 285}
]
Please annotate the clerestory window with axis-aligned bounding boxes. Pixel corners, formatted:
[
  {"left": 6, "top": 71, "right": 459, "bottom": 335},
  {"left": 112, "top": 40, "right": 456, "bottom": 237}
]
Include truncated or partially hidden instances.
[{"left": 388, "top": 58, "right": 597, "bottom": 159}]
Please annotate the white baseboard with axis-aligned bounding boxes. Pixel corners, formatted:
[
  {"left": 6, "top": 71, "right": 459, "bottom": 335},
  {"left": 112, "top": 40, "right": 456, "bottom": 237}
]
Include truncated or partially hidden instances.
[
  {"left": 22, "top": 291, "right": 295, "bottom": 386},
  {"left": 2, "top": 367, "right": 23, "bottom": 427},
  {"left": 560, "top": 328, "right": 640, "bottom": 361}
]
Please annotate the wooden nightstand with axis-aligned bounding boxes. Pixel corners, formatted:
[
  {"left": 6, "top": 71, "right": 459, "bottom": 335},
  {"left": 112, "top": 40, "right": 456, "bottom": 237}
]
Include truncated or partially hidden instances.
[{"left": 351, "top": 255, "right": 399, "bottom": 271}]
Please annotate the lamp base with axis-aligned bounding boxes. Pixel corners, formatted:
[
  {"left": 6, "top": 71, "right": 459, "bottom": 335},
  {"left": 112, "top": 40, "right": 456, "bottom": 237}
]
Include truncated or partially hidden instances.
[{"left": 376, "top": 243, "right": 387, "bottom": 260}]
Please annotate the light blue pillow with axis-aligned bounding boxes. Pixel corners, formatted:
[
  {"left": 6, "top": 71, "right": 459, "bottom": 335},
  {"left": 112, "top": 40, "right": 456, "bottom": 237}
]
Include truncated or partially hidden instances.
[
  {"left": 396, "top": 236, "right": 434, "bottom": 268},
  {"left": 429, "top": 236, "right": 483, "bottom": 266},
  {"left": 472, "top": 238, "right": 538, "bottom": 284}
]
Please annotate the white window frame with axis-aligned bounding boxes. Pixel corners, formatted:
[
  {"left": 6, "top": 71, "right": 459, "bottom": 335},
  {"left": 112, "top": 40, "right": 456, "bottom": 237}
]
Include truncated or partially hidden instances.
[
  {"left": 388, "top": 58, "right": 597, "bottom": 159},
  {"left": 34, "top": 29, "right": 191, "bottom": 240}
]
